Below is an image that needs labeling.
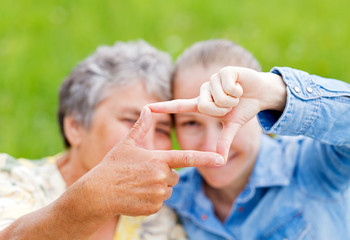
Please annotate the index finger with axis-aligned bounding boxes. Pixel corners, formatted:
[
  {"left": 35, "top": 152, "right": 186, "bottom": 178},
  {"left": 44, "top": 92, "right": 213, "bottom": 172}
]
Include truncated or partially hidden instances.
[
  {"left": 147, "top": 98, "right": 198, "bottom": 114},
  {"left": 216, "top": 122, "right": 241, "bottom": 160},
  {"left": 154, "top": 149, "right": 226, "bottom": 169}
]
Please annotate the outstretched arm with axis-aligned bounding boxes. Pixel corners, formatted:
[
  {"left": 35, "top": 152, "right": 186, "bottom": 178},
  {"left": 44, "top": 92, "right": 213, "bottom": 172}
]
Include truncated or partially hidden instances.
[
  {"left": 149, "top": 66, "right": 350, "bottom": 196},
  {"left": 259, "top": 67, "right": 350, "bottom": 196},
  {"left": 259, "top": 67, "right": 350, "bottom": 146},
  {"left": 0, "top": 107, "right": 224, "bottom": 240}
]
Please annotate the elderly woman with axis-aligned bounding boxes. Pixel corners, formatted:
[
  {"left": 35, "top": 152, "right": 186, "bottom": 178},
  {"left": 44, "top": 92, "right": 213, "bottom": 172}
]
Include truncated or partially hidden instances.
[{"left": 0, "top": 40, "right": 222, "bottom": 239}]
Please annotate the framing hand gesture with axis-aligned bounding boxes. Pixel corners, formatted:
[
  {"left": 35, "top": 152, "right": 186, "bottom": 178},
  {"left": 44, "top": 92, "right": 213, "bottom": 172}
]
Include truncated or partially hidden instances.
[{"left": 148, "top": 67, "right": 286, "bottom": 160}]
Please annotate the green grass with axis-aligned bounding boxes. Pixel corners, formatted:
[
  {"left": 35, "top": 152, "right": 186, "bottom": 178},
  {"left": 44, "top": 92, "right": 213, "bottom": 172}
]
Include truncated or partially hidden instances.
[{"left": 1, "top": 0, "right": 350, "bottom": 158}]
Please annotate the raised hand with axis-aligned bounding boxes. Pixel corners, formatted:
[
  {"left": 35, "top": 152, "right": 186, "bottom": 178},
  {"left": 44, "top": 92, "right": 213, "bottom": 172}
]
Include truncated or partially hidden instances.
[
  {"left": 0, "top": 107, "right": 225, "bottom": 240},
  {"left": 74, "top": 106, "right": 225, "bottom": 218},
  {"left": 148, "top": 67, "right": 286, "bottom": 160}
]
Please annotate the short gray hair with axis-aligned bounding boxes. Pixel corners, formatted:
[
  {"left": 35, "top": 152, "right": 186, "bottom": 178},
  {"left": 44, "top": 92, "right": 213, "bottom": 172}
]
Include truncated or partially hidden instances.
[
  {"left": 175, "top": 39, "right": 261, "bottom": 80},
  {"left": 58, "top": 40, "right": 173, "bottom": 148}
]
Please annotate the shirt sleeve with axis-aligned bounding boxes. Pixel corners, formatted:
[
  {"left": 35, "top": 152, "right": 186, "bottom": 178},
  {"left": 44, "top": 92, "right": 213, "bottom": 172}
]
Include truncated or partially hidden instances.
[
  {"left": 257, "top": 67, "right": 350, "bottom": 197},
  {"left": 0, "top": 154, "right": 62, "bottom": 230}
]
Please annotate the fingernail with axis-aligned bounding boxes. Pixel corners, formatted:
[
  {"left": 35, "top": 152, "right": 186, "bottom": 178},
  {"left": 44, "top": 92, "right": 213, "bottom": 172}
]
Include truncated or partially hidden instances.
[
  {"left": 140, "top": 107, "right": 146, "bottom": 117},
  {"left": 140, "top": 106, "right": 149, "bottom": 118},
  {"left": 215, "top": 156, "right": 225, "bottom": 166}
]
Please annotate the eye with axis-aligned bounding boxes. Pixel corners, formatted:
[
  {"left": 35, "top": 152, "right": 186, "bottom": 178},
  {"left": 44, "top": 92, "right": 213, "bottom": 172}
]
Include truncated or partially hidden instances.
[
  {"left": 122, "top": 118, "right": 137, "bottom": 125},
  {"left": 181, "top": 120, "right": 199, "bottom": 127},
  {"left": 156, "top": 127, "right": 171, "bottom": 137}
]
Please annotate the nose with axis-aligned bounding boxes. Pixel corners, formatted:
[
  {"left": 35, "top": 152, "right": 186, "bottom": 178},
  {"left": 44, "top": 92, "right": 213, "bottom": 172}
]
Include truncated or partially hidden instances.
[
  {"left": 137, "top": 126, "right": 156, "bottom": 150},
  {"left": 199, "top": 124, "right": 221, "bottom": 152}
]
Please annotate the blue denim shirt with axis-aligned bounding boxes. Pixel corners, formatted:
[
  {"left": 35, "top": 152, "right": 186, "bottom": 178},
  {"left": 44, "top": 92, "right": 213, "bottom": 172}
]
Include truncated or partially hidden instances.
[{"left": 166, "top": 67, "right": 350, "bottom": 240}]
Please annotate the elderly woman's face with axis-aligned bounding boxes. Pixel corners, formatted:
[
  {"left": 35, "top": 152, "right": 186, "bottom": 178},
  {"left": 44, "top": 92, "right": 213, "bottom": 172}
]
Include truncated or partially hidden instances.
[{"left": 78, "top": 82, "right": 172, "bottom": 170}]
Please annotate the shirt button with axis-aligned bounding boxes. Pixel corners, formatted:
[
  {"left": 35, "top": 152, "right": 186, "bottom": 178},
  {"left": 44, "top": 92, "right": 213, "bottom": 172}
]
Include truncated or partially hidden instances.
[
  {"left": 201, "top": 214, "right": 208, "bottom": 220},
  {"left": 306, "top": 87, "right": 313, "bottom": 93},
  {"left": 238, "top": 207, "right": 244, "bottom": 212},
  {"left": 293, "top": 86, "right": 301, "bottom": 93}
]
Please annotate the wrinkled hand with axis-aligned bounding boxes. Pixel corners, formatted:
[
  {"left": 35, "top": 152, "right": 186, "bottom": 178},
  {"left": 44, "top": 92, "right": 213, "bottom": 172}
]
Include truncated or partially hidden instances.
[
  {"left": 74, "top": 106, "right": 225, "bottom": 218},
  {"left": 148, "top": 67, "right": 286, "bottom": 160}
]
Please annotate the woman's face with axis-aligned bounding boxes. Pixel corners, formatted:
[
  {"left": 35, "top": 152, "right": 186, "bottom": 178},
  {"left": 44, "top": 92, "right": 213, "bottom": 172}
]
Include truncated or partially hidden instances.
[
  {"left": 174, "top": 65, "right": 261, "bottom": 189},
  {"left": 76, "top": 81, "right": 172, "bottom": 170}
]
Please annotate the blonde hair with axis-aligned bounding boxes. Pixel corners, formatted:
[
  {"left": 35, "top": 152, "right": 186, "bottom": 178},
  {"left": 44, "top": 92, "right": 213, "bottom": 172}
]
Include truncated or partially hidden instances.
[{"left": 174, "top": 39, "right": 261, "bottom": 80}]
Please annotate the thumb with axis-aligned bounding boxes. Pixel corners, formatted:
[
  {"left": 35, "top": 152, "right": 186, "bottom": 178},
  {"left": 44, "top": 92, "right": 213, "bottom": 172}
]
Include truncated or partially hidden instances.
[
  {"left": 216, "top": 122, "right": 241, "bottom": 160},
  {"left": 122, "top": 106, "right": 153, "bottom": 146}
]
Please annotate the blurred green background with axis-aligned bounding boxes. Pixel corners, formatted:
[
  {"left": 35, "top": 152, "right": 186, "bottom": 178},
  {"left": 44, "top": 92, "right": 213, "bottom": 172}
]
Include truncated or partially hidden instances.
[{"left": 1, "top": 0, "right": 350, "bottom": 159}]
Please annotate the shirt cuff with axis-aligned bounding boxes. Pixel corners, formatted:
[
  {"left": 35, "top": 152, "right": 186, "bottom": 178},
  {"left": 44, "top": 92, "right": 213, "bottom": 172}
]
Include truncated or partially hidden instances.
[{"left": 257, "top": 67, "right": 320, "bottom": 136}]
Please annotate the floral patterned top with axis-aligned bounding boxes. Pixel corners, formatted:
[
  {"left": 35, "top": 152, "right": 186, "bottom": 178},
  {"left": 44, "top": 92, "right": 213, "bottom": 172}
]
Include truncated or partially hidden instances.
[{"left": 0, "top": 153, "right": 187, "bottom": 239}]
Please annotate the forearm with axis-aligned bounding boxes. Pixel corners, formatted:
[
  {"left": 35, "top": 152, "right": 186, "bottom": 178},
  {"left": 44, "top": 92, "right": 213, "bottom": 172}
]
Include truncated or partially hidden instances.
[
  {"left": 257, "top": 67, "right": 350, "bottom": 194},
  {"left": 0, "top": 179, "right": 111, "bottom": 240},
  {"left": 258, "top": 67, "right": 350, "bottom": 146}
]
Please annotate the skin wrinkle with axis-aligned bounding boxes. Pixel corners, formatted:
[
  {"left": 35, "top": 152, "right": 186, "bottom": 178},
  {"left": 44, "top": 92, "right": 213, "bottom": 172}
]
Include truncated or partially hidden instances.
[
  {"left": 98, "top": 145, "right": 175, "bottom": 216},
  {"left": 4, "top": 41, "right": 228, "bottom": 239}
]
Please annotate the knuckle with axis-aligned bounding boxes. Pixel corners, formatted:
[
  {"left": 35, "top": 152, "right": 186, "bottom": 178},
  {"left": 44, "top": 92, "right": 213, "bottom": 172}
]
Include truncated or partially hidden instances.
[
  {"left": 210, "top": 75, "right": 218, "bottom": 86},
  {"left": 200, "top": 83, "right": 206, "bottom": 91},
  {"left": 181, "top": 152, "right": 193, "bottom": 166},
  {"left": 176, "top": 104, "right": 183, "bottom": 113},
  {"left": 210, "top": 73, "right": 218, "bottom": 82},
  {"left": 230, "top": 97, "right": 239, "bottom": 106},
  {"left": 218, "top": 108, "right": 230, "bottom": 117},
  {"left": 223, "top": 84, "right": 236, "bottom": 95},
  {"left": 197, "top": 102, "right": 205, "bottom": 113},
  {"left": 154, "top": 171, "right": 167, "bottom": 182},
  {"left": 150, "top": 183, "right": 167, "bottom": 198},
  {"left": 198, "top": 102, "right": 210, "bottom": 114},
  {"left": 132, "top": 121, "right": 144, "bottom": 136},
  {"left": 198, "top": 103, "right": 219, "bottom": 117},
  {"left": 156, "top": 187, "right": 166, "bottom": 197},
  {"left": 214, "top": 96, "right": 228, "bottom": 107},
  {"left": 201, "top": 81, "right": 210, "bottom": 91},
  {"left": 219, "top": 66, "right": 232, "bottom": 74},
  {"left": 224, "top": 83, "right": 243, "bottom": 98}
]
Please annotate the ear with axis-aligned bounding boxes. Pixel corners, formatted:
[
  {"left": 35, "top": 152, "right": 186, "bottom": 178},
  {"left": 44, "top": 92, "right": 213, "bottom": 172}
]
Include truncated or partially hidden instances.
[{"left": 63, "top": 116, "right": 84, "bottom": 147}]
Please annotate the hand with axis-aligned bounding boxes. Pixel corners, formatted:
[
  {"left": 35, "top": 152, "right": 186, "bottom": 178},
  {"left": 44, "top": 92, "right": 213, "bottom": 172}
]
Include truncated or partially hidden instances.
[
  {"left": 148, "top": 67, "right": 286, "bottom": 160},
  {"left": 73, "top": 106, "right": 225, "bottom": 218}
]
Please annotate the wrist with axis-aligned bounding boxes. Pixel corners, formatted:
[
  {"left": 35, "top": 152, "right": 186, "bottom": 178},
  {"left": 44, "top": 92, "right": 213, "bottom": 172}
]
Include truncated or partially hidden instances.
[
  {"left": 51, "top": 176, "right": 113, "bottom": 237},
  {"left": 260, "top": 72, "right": 287, "bottom": 111}
]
